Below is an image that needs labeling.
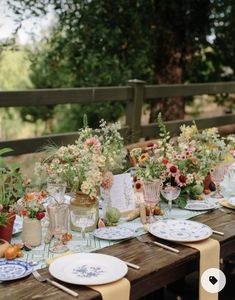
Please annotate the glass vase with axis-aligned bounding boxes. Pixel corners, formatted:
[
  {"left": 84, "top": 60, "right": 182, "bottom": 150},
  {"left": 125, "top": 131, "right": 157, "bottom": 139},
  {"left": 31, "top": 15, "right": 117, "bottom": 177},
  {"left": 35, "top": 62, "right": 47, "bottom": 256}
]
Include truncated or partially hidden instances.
[{"left": 69, "top": 192, "right": 99, "bottom": 232}]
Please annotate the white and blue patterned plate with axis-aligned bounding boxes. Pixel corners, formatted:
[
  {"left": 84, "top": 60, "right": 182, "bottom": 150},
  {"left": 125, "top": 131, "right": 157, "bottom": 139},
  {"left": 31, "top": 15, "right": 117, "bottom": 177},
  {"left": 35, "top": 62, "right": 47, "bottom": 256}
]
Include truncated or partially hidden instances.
[
  {"left": 0, "top": 260, "right": 32, "bottom": 281},
  {"left": 93, "top": 226, "right": 135, "bottom": 240},
  {"left": 49, "top": 253, "right": 128, "bottom": 285},
  {"left": 149, "top": 219, "right": 212, "bottom": 242},
  {"left": 184, "top": 201, "right": 217, "bottom": 211}
]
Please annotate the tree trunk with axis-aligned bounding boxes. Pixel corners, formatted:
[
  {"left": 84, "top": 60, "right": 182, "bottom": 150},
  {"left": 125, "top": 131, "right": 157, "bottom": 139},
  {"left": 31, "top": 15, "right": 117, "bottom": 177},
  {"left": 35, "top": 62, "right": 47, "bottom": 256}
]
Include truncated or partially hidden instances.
[{"left": 149, "top": 50, "right": 185, "bottom": 123}]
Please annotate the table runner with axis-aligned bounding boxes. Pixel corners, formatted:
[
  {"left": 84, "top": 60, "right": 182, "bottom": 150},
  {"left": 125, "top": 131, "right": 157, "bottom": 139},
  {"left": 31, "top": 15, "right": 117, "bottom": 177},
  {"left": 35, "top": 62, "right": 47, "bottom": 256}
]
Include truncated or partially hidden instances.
[
  {"left": 183, "top": 238, "right": 220, "bottom": 300},
  {"left": 11, "top": 204, "right": 206, "bottom": 270}
]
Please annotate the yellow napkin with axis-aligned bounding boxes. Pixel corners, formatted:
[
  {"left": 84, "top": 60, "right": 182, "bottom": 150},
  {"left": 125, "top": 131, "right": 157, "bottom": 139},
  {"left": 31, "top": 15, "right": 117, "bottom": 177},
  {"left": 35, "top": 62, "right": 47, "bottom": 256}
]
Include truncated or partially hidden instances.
[
  {"left": 46, "top": 252, "right": 131, "bottom": 300},
  {"left": 183, "top": 238, "right": 220, "bottom": 300},
  {"left": 220, "top": 199, "right": 235, "bottom": 210},
  {"left": 89, "top": 278, "right": 130, "bottom": 300}
]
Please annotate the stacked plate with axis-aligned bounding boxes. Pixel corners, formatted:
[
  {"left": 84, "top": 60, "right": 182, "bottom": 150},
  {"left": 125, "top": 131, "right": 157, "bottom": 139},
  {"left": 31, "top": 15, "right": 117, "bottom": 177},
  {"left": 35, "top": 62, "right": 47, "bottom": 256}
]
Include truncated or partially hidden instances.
[{"left": 184, "top": 200, "right": 217, "bottom": 211}]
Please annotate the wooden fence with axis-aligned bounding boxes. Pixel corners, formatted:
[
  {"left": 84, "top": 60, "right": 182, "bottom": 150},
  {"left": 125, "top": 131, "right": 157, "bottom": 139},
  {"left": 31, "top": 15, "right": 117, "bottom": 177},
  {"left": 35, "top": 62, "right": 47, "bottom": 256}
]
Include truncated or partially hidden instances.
[{"left": 0, "top": 79, "right": 235, "bottom": 156}]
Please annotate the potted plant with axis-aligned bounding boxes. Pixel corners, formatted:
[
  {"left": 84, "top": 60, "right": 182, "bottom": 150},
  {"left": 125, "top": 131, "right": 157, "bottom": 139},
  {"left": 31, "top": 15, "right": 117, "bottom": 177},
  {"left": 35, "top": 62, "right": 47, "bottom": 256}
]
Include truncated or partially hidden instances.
[{"left": 0, "top": 148, "right": 26, "bottom": 242}]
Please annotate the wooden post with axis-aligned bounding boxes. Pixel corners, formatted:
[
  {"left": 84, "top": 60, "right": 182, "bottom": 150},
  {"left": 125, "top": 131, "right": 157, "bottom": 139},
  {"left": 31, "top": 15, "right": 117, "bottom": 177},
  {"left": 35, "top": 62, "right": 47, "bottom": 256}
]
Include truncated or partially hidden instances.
[{"left": 126, "top": 79, "right": 145, "bottom": 143}]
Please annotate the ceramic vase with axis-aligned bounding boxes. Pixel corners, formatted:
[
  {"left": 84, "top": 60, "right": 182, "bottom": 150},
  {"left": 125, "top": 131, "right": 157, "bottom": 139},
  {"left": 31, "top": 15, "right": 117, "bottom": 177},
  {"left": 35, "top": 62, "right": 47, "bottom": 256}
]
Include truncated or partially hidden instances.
[{"left": 22, "top": 218, "right": 42, "bottom": 246}]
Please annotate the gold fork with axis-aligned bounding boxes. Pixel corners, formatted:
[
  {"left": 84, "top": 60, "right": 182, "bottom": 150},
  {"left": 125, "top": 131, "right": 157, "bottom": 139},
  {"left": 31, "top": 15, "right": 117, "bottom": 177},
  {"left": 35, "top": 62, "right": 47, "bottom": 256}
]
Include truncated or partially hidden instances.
[
  {"left": 137, "top": 235, "right": 180, "bottom": 253},
  {"left": 32, "top": 270, "right": 79, "bottom": 297}
]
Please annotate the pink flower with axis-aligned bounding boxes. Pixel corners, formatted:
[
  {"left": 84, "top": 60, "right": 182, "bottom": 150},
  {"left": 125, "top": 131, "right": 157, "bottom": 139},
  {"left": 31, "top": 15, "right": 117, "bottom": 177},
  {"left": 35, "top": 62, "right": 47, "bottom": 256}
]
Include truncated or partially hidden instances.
[
  {"left": 134, "top": 180, "right": 144, "bottom": 192},
  {"left": 145, "top": 143, "right": 157, "bottom": 151},
  {"left": 167, "top": 163, "right": 179, "bottom": 177},
  {"left": 175, "top": 174, "right": 187, "bottom": 187},
  {"left": 101, "top": 171, "right": 113, "bottom": 189},
  {"left": 84, "top": 137, "right": 101, "bottom": 152}
]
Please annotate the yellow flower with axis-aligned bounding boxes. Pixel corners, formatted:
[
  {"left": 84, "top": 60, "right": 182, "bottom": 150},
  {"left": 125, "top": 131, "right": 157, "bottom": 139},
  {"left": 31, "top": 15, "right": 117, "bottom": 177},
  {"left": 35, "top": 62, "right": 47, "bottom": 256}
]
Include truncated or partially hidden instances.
[{"left": 139, "top": 152, "right": 149, "bottom": 163}]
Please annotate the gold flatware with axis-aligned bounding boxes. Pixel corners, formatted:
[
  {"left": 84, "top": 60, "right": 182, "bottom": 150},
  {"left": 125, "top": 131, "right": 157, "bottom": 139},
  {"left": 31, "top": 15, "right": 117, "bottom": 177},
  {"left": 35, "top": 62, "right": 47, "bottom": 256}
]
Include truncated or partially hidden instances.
[
  {"left": 137, "top": 235, "right": 179, "bottom": 254},
  {"left": 123, "top": 261, "right": 140, "bottom": 270},
  {"left": 32, "top": 270, "right": 79, "bottom": 297}
]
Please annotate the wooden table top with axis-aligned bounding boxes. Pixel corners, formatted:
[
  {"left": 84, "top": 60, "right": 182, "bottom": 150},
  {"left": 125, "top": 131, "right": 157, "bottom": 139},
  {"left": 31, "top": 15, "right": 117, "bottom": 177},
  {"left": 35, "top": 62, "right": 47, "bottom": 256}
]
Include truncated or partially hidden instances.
[{"left": 1, "top": 209, "right": 235, "bottom": 300}]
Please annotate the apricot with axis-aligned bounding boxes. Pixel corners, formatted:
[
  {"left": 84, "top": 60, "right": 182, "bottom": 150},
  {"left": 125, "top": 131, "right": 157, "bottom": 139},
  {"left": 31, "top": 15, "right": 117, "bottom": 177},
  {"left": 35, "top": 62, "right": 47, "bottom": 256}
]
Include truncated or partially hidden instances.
[{"left": 4, "top": 246, "right": 17, "bottom": 260}]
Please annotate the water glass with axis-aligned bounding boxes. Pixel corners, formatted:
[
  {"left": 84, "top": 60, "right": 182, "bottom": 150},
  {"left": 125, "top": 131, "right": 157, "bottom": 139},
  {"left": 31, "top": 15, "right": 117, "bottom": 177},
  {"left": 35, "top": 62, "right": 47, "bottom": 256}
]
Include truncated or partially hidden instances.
[
  {"left": 70, "top": 209, "right": 96, "bottom": 252},
  {"left": 47, "top": 203, "right": 70, "bottom": 253},
  {"left": 161, "top": 186, "right": 181, "bottom": 218},
  {"left": 143, "top": 179, "right": 162, "bottom": 223}
]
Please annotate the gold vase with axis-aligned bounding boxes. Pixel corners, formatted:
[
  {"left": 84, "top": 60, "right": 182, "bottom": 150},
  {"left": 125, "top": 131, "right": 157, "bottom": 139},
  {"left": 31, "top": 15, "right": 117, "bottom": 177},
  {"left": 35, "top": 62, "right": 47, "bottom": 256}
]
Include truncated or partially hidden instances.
[{"left": 69, "top": 192, "right": 99, "bottom": 232}]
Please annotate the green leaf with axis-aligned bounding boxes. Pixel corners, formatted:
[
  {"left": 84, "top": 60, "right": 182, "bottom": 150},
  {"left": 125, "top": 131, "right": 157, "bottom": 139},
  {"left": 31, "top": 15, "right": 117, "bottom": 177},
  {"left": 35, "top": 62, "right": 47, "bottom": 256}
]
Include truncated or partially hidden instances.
[{"left": 0, "top": 148, "right": 13, "bottom": 156}]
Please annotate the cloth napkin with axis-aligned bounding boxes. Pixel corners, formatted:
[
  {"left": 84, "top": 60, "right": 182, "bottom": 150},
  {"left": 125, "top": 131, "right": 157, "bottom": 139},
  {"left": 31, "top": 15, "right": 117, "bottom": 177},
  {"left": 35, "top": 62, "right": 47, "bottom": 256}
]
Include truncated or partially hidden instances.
[
  {"left": 183, "top": 238, "right": 220, "bottom": 300},
  {"left": 46, "top": 252, "right": 131, "bottom": 300},
  {"left": 220, "top": 199, "right": 235, "bottom": 210}
]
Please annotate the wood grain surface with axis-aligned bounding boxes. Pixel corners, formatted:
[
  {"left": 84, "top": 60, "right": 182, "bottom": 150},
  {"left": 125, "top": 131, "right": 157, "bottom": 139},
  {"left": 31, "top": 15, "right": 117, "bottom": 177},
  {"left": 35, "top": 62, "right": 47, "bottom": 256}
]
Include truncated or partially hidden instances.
[{"left": 1, "top": 209, "right": 235, "bottom": 300}]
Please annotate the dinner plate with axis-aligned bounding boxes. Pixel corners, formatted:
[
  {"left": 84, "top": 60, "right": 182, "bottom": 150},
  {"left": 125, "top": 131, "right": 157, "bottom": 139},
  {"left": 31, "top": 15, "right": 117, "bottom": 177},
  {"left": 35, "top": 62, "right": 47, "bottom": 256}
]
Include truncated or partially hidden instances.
[
  {"left": 184, "top": 201, "right": 217, "bottom": 211},
  {"left": 228, "top": 197, "right": 235, "bottom": 206},
  {"left": 149, "top": 219, "right": 212, "bottom": 242},
  {"left": 0, "top": 260, "right": 32, "bottom": 281},
  {"left": 49, "top": 253, "right": 128, "bottom": 285},
  {"left": 93, "top": 226, "right": 135, "bottom": 240}
]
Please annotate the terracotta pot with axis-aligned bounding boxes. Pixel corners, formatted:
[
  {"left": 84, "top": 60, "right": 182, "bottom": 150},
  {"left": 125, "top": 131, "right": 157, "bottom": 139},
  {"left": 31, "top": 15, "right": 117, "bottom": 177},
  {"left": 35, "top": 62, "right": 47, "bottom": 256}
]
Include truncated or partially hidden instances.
[
  {"left": 22, "top": 218, "right": 42, "bottom": 246},
  {"left": 69, "top": 192, "right": 99, "bottom": 232},
  {"left": 0, "top": 239, "right": 9, "bottom": 257},
  {"left": 0, "top": 213, "right": 16, "bottom": 242}
]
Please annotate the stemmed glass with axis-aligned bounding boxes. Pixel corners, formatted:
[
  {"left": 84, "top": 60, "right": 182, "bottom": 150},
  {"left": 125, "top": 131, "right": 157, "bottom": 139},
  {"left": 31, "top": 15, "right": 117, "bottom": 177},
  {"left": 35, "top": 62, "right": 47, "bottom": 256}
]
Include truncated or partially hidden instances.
[
  {"left": 47, "top": 203, "right": 70, "bottom": 253},
  {"left": 46, "top": 181, "right": 67, "bottom": 205},
  {"left": 70, "top": 209, "right": 96, "bottom": 252},
  {"left": 161, "top": 186, "right": 181, "bottom": 218},
  {"left": 143, "top": 179, "right": 162, "bottom": 223},
  {"left": 211, "top": 162, "right": 227, "bottom": 198}
]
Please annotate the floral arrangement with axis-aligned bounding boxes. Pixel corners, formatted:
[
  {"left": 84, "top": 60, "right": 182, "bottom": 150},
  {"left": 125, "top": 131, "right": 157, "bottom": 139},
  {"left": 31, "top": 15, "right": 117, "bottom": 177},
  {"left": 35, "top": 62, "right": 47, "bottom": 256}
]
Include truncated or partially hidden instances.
[
  {"left": 35, "top": 119, "right": 126, "bottom": 198},
  {"left": 15, "top": 191, "right": 46, "bottom": 220},
  {"left": 131, "top": 114, "right": 234, "bottom": 208}
]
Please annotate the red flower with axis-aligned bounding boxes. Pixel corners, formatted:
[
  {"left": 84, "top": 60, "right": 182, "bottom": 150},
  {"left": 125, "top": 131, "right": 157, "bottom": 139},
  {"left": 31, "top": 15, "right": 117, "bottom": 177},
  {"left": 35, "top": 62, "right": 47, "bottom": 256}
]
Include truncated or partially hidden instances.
[
  {"left": 179, "top": 174, "right": 187, "bottom": 183},
  {"left": 170, "top": 165, "right": 178, "bottom": 174},
  {"left": 162, "top": 158, "right": 169, "bottom": 165}
]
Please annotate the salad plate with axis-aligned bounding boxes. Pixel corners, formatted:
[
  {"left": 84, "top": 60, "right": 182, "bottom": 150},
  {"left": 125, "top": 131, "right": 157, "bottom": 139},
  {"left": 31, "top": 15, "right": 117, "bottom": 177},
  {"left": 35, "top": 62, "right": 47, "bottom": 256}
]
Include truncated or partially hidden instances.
[
  {"left": 0, "top": 260, "right": 32, "bottom": 281},
  {"left": 149, "top": 219, "right": 212, "bottom": 243},
  {"left": 93, "top": 226, "right": 135, "bottom": 240},
  {"left": 49, "top": 253, "right": 128, "bottom": 285},
  {"left": 184, "top": 201, "right": 217, "bottom": 211}
]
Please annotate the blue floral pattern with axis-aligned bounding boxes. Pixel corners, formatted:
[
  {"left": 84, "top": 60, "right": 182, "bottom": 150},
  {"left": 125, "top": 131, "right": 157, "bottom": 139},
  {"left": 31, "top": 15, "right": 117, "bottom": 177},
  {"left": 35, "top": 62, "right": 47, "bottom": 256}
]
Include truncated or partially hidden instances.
[
  {"left": 94, "top": 226, "right": 134, "bottom": 240},
  {"left": 72, "top": 264, "right": 104, "bottom": 278},
  {"left": 0, "top": 260, "right": 32, "bottom": 281}
]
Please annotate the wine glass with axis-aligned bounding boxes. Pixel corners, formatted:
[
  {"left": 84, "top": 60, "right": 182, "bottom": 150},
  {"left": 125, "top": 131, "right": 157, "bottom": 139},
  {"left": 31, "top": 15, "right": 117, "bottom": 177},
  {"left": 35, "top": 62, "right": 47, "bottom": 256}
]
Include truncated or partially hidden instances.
[
  {"left": 47, "top": 203, "right": 70, "bottom": 253},
  {"left": 211, "top": 162, "right": 227, "bottom": 198},
  {"left": 46, "top": 181, "right": 67, "bottom": 205},
  {"left": 143, "top": 179, "right": 162, "bottom": 223},
  {"left": 161, "top": 186, "right": 181, "bottom": 218},
  {"left": 70, "top": 209, "right": 96, "bottom": 252}
]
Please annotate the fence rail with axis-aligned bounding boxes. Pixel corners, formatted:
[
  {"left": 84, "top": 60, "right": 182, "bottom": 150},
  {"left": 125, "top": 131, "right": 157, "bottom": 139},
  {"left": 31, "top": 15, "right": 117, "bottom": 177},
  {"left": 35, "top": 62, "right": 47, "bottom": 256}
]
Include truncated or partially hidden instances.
[{"left": 0, "top": 79, "right": 235, "bottom": 156}]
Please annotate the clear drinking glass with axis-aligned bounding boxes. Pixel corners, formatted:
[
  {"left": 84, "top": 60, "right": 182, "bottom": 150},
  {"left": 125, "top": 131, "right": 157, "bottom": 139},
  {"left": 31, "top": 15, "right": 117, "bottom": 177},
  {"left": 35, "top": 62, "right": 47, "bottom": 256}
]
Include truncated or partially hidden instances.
[
  {"left": 161, "top": 186, "right": 181, "bottom": 218},
  {"left": 47, "top": 203, "right": 70, "bottom": 253},
  {"left": 211, "top": 162, "right": 227, "bottom": 198},
  {"left": 46, "top": 181, "right": 67, "bottom": 205},
  {"left": 143, "top": 179, "right": 162, "bottom": 223},
  {"left": 70, "top": 209, "right": 96, "bottom": 252}
]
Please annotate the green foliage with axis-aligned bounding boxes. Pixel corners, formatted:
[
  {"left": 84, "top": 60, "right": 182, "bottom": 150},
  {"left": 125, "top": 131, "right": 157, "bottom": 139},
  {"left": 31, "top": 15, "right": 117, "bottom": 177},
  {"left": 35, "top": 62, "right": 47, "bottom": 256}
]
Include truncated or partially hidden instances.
[{"left": 6, "top": 0, "right": 235, "bottom": 128}]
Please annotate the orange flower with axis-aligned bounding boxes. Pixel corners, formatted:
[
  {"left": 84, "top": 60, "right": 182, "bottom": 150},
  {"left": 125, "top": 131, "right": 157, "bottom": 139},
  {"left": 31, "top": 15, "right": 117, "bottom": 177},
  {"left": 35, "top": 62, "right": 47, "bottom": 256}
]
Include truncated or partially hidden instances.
[{"left": 191, "top": 158, "right": 198, "bottom": 165}]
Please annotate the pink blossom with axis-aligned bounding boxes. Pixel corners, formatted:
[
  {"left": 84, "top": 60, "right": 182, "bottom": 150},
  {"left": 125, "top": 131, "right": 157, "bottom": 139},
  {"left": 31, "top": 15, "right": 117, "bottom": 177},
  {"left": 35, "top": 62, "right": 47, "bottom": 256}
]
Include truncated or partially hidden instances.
[
  {"left": 167, "top": 163, "right": 179, "bottom": 177},
  {"left": 101, "top": 171, "right": 113, "bottom": 189},
  {"left": 175, "top": 174, "right": 187, "bottom": 187},
  {"left": 84, "top": 137, "right": 101, "bottom": 152}
]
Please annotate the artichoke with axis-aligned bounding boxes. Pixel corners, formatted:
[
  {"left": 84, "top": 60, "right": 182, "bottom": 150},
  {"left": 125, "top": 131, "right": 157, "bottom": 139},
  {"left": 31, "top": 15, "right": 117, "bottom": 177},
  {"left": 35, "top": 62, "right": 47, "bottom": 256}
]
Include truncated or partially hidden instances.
[{"left": 106, "top": 207, "right": 121, "bottom": 226}]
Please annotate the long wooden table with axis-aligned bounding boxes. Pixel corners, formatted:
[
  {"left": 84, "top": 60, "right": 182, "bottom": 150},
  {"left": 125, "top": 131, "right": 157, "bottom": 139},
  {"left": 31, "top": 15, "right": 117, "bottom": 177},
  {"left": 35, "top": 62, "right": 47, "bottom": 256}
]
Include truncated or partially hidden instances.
[{"left": 1, "top": 209, "right": 235, "bottom": 300}]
